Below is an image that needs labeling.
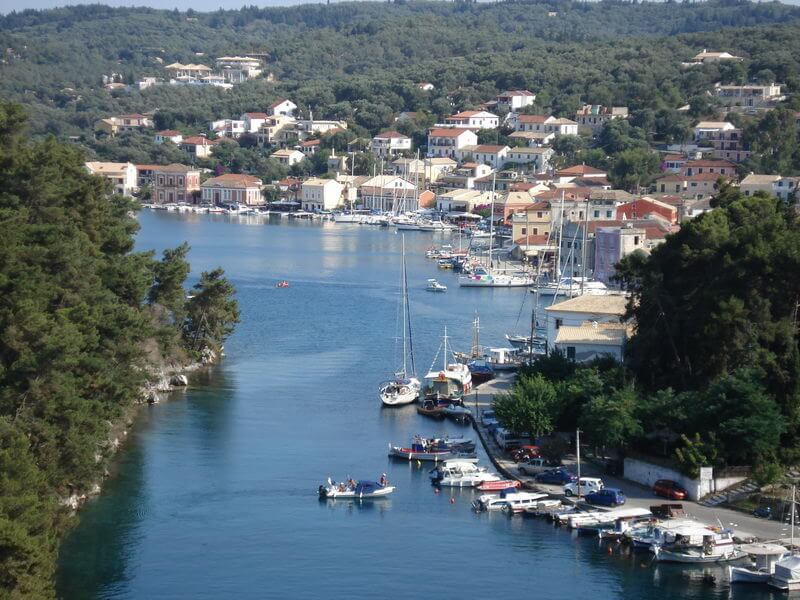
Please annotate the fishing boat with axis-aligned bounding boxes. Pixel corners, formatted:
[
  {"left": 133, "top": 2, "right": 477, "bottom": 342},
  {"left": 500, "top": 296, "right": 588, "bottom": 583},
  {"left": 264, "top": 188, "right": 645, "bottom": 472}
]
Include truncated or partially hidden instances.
[
  {"left": 652, "top": 528, "right": 743, "bottom": 563},
  {"left": 430, "top": 460, "right": 502, "bottom": 488},
  {"left": 380, "top": 235, "right": 421, "bottom": 407},
  {"left": 388, "top": 436, "right": 476, "bottom": 461},
  {"left": 423, "top": 327, "right": 472, "bottom": 401},
  {"left": 318, "top": 478, "right": 395, "bottom": 499},
  {"left": 416, "top": 399, "right": 447, "bottom": 419},
  {"left": 477, "top": 479, "right": 521, "bottom": 492},
  {"left": 426, "top": 279, "right": 447, "bottom": 292},
  {"left": 729, "top": 544, "right": 788, "bottom": 584}
]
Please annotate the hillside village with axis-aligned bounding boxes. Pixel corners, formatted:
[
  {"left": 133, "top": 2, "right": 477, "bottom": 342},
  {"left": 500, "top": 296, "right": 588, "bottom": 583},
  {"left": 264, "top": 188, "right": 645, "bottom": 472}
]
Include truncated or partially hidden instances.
[{"left": 87, "top": 47, "right": 798, "bottom": 291}]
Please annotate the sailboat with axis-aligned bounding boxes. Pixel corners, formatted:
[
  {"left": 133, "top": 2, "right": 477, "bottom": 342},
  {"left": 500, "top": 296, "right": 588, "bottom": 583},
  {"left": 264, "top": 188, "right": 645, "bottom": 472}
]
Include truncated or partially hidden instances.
[
  {"left": 458, "top": 175, "right": 533, "bottom": 288},
  {"left": 423, "top": 327, "right": 472, "bottom": 401},
  {"left": 379, "top": 235, "right": 421, "bottom": 406}
]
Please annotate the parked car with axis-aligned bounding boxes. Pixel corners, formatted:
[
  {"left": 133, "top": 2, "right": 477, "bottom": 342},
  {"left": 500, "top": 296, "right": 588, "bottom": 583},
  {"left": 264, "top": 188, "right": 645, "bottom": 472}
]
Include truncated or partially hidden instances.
[
  {"left": 586, "top": 488, "right": 626, "bottom": 507},
  {"left": 653, "top": 479, "right": 688, "bottom": 501},
  {"left": 511, "top": 445, "right": 541, "bottom": 462},
  {"left": 563, "top": 477, "right": 603, "bottom": 497},
  {"left": 480, "top": 409, "right": 496, "bottom": 424},
  {"left": 494, "top": 428, "right": 524, "bottom": 450},
  {"left": 518, "top": 457, "right": 550, "bottom": 476},
  {"left": 535, "top": 468, "right": 577, "bottom": 485}
]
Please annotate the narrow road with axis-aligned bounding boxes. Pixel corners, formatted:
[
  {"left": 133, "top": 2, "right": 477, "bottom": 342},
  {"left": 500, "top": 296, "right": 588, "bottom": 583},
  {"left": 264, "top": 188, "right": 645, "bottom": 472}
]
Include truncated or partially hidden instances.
[{"left": 467, "top": 376, "right": 792, "bottom": 543}]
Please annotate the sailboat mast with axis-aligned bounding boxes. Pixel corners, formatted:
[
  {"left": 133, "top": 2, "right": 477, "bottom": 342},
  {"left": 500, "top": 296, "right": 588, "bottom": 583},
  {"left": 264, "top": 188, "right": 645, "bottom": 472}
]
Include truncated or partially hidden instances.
[
  {"left": 556, "top": 191, "right": 565, "bottom": 280},
  {"left": 443, "top": 326, "right": 448, "bottom": 371},
  {"left": 488, "top": 173, "right": 496, "bottom": 268},
  {"left": 580, "top": 197, "right": 589, "bottom": 295},
  {"left": 401, "top": 235, "right": 408, "bottom": 377}
]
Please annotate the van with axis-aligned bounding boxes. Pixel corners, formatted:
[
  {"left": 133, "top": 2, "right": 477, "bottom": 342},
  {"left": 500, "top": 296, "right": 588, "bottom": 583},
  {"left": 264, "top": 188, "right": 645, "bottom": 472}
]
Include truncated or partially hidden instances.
[{"left": 494, "top": 427, "right": 524, "bottom": 450}]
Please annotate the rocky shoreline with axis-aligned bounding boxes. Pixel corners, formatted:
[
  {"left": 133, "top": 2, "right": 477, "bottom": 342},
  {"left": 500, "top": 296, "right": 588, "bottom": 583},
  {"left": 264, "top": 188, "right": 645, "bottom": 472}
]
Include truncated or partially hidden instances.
[{"left": 59, "top": 347, "right": 219, "bottom": 511}]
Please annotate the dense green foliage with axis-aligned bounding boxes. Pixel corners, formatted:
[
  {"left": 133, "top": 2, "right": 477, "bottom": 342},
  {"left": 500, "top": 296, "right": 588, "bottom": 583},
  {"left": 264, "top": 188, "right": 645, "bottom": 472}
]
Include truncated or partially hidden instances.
[{"left": 0, "top": 102, "right": 238, "bottom": 598}]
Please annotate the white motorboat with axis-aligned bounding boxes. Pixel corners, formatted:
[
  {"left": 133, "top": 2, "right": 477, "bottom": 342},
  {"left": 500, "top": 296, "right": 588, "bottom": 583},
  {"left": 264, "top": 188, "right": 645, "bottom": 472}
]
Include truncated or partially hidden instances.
[
  {"left": 430, "top": 460, "right": 502, "bottom": 488},
  {"left": 770, "top": 555, "right": 800, "bottom": 590},
  {"left": 319, "top": 478, "right": 395, "bottom": 499},
  {"left": 628, "top": 520, "right": 708, "bottom": 550},
  {"left": 380, "top": 235, "right": 421, "bottom": 407},
  {"left": 565, "top": 507, "right": 651, "bottom": 530},
  {"left": 424, "top": 328, "right": 472, "bottom": 401},
  {"left": 426, "top": 279, "right": 447, "bottom": 292},
  {"left": 729, "top": 543, "right": 788, "bottom": 584},
  {"left": 532, "top": 277, "right": 608, "bottom": 298},
  {"left": 473, "top": 489, "right": 548, "bottom": 512}
]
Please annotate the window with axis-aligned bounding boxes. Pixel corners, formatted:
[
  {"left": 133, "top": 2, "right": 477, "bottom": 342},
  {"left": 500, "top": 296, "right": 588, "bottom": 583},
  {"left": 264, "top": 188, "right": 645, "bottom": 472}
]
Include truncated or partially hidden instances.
[
  {"left": 593, "top": 210, "right": 600, "bottom": 218},
  {"left": 566, "top": 346, "right": 576, "bottom": 360},
  {"left": 521, "top": 227, "right": 527, "bottom": 235},
  {"left": 606, "top": 211, "right": 612, "bottom": 218},
  {"left": 533, "top": 228, "right": 538, "bottom": 235},
  {"left": 555, "top": 318, "right": 563, "bottom": 329},
  {"left": 634, "top": 236, "right": 640, "bottom": 245}
]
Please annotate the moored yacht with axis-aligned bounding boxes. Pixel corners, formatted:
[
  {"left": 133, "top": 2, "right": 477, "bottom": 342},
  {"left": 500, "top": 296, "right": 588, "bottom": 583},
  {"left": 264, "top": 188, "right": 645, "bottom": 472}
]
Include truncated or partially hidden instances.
[
  {"left": 430, "top": 459, "right": 502, "bottom": 488},
  {"left": 424, "top": 327, "right": 472, "bottom": 401}
]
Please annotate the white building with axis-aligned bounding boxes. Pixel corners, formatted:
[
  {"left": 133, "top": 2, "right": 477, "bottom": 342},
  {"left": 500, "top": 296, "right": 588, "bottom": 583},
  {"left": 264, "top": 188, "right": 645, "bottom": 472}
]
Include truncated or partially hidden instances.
[
  {"left": 712, "top": 83, "right": 784, "bottom": 110},
  {"left": 544, "top": 294, "right": 629, "bottom": 358},
  {"left": 445, "top": 110, "right": 500, "bottom": 129},
  {"left": 215, "top": 56, "right": 262, "bottom": 83},
  {"left": 269, "top": 98, "right": 298, "bottom": 117},
  {"left": 371, "top": 131, "right": 412, "bottom": 158},
  {"left": 271, "top": 148, "right": 305, "bottom": 167},
  {"left": 554, "top": 321, "right": 631, "bottom": 362},
  {"left": 504, "top": 147, "right": 554, "bottom": 173},
  {"left": 358, "top": 176, "right": 417, "bottom": 212},
  {"left": 209, "top": 119, "right": 245, "bottom": 139},
  {"left": 455, "top": 144, "right": 509, "bottom": 169},
  {"left": 154, "top": 130, "right": 183, "bottom": 144},
  {"left": 242, "top": 112, "right": 269, "bottom": 134},
  {"left": 427, "top": 128, "right": 479, "bottom": 159},
  {"left": 301, "top": 178, "right": 344, "bottom": 212},
  {"left": 495, "top": 90, "right": 537, "bottom": 114},
  {"left": 513, "top": 115, "right": 578, "bottom": 136},
  {"left": 575, "top": 105, "right": 629, "bottom": 134},
  {"left": 693, "top": 121, "right": 736, "bottom": 141},
  {"left": 85, "top": 161, "right": 138, "bottom": 197},
  {"left": 435, "top": 189, "right": 493, "bottom": 212},
  {"left": 740, "top": 173, "right": 800, "bottom": 202}
]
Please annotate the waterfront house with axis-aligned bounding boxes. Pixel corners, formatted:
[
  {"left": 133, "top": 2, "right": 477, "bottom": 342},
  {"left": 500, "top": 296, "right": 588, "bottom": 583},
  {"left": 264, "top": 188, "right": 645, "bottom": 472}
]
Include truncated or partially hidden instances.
[
  {"left": 435, "top": 189, "right": 493, "bottom": 212},
  {"left": 554, "top": 321, "right": 631, "bottom": 362},
  {"left": 358, "top": 175, "right": 417, "bottom": 212},
  {"left": 201, "top": 174, "right": 264, "bottom": 206},
  {"left": 269, "top": 98, "right": 298, "bottom": 117},
  {"left": 272, "top": 148, "right": 305, "bottom": 167},
  {"left": 155, "top": 130, "right": 183, "bottom": 144},
  {"left": 180, "top": 135, "right": 217, "bottom": 159},
  {"left": 371, "top": 131, "right": 412, "bottom": 158},
  {"left": 544, "top": 294, "right": 629, "bottom": 356},
  {"left": 391, "top": 157, "right": 456, "bottom": 184},
  {"left": 575, "top": 105, "right": 629, "bottom": 135},
  {"left": 301, "top": 178, "right": 344, "bottom": 212},
  {"left": 445, "top": 110, "right": 500, "bottom": 129},
  {"left": 427, "top": 128, "right": 479, "bottom": 159},
  {"left": 456, "top": 144, "right": 510, "bottom": 169},
  {"left": 85, "top": 161, "right": 138, "bottom": 196},
  {"left": 152, "top": 164, "right": 200, "bottom": 205}
]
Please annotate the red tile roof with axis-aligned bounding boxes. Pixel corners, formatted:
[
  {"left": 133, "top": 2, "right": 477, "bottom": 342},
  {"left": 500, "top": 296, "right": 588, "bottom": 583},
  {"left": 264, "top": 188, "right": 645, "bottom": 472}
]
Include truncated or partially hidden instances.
[
  {"left": 181, "top": 135, "right": 215, "bottom": 146},
  {"left": 429, "top": 128, "right": 474, "bottom": 138},
  {"left": 558, "top": 164, "right": 606, "bottom": 176},
  {"left": 202, "top": 174, "right": 262, "bottom": 189},
  {"left": 470, "top": 144, "right": 507, "bottom": 153},
  {"left": 374, "top": 130, "right": 409, "bottom": 139},
  {"left": 157, "top": 130, "right": 181, "bottom": 136},
  {"left": 245, "top": 112, "right": 269, "bottom": 119},
  {"left": 516, "top": 115, "right": 549, "bottom": 123}
]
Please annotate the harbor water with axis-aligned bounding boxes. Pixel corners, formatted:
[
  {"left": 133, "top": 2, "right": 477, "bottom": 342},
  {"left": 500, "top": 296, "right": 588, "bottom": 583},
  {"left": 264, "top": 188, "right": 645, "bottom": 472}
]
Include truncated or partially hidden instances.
[{"left": 57, "top": 212, "right": 777, "bottom": 599}]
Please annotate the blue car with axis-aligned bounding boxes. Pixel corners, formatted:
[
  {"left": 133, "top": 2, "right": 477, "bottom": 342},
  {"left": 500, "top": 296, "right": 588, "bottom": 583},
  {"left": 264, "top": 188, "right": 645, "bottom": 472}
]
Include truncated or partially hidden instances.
[
  {"left": 585, "top": 488, "right": 626, "bottom": 507},
  {"left": 535, "top": 468, "right": 577, "bottom": 485}
]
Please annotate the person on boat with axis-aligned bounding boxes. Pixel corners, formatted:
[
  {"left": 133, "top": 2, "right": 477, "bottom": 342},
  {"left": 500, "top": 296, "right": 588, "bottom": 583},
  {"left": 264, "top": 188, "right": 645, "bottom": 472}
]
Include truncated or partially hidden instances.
[
  {"left": 347, "top": 477, "right": 355, "bottom": 489},
  {"left": 380, "top": 473, "right": 388, "bottom": 487}
]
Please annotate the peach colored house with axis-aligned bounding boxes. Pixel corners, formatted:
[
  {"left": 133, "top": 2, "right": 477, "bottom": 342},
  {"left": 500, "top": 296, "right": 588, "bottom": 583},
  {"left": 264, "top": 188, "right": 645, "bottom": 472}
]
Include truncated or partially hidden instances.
[{"left": 201, "top": 174, "right": 264, "bottom": 206}]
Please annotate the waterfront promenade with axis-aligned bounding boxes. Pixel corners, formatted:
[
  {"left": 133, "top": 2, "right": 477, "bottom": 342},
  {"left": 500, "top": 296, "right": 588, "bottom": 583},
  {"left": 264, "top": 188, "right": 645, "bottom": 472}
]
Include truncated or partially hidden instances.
[{"left": 469, "top": 376, "right": 792, "bottom": 543}]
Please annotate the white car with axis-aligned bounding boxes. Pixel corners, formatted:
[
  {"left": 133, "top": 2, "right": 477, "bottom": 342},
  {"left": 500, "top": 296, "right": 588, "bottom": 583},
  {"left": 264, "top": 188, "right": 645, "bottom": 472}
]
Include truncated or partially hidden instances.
[
  {"left": 563, "top": 477, "right": 603, "bottom": 497},
  {"left": 518, "top": 457, "right": 550, "bottom": 476}
]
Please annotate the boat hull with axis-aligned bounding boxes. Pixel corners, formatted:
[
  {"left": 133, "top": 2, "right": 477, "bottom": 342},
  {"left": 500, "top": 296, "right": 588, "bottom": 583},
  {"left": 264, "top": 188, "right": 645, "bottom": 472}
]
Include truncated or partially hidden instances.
[
  {"left": 388, "top": 446, "right": 475, "bottom": 462},
  {"left": 654, "top": 547, "right": 746, "bottom": 563},
  {"left": 729, "top": 566, "right": 771, "bottom": 584}
]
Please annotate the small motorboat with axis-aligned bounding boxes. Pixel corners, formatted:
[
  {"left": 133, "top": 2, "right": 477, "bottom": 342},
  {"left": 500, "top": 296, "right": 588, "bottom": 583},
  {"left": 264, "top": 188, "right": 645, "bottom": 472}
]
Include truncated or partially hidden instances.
[
  {"left": 430, "top": 460, "right": 502, "bottom": 488},
  {"left": 276, "top": 280, "right": 290, "bottom": 288},
  {"left": 729, "top": 543, "right": 788, "bottom": 584},
  {"left": 318, "top": 478, "right": 395, "bottom": 500},
  {"left": 466, "top": 359, "right": 495, "bottom": 384},
  {"left": 441, "top": 403, "right": 471, "bottom": 419},
  {"left": 416, "top": 400, "right": 447, "bottom": 419},
  {"left": 388, "top": 435, "right": 476, "bottom": 461},
  {"left": 476, "top": 480, "right": 521, "bottom": 492},
  {"left": 426, "top": 279, "right": 447, "bottom": 292},
  {"left": 473, "top": 489, "right": 548, "bottom": 512}
]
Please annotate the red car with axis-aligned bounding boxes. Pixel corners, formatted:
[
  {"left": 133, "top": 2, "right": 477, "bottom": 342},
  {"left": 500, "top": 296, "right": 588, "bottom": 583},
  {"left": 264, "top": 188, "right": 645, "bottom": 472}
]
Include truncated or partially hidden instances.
[
  {"left": 511, "top": 445, "right": 540, "bottom": 462},
  {"left": 653, "top": 479, "right": 688, "bottom": 500}
]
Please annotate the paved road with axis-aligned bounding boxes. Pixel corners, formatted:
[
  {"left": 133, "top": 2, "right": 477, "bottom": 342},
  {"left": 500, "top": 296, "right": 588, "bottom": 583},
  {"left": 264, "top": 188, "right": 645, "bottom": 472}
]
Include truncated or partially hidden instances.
[{"left": 467, "top": 376, "right": 792, "bottom": 543}]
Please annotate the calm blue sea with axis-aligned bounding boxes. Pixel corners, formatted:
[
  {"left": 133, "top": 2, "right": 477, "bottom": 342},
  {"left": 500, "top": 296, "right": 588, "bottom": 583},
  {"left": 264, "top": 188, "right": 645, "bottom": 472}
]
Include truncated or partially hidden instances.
[{"left": 56, "top": 212, "right": 775, "bottom": 599}]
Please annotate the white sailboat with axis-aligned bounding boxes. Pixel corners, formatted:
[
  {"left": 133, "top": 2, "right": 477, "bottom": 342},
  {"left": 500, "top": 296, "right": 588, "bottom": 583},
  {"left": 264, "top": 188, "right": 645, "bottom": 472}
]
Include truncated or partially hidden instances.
[{"left": 380, "top": 235, "right": 421, "bottom": 406}]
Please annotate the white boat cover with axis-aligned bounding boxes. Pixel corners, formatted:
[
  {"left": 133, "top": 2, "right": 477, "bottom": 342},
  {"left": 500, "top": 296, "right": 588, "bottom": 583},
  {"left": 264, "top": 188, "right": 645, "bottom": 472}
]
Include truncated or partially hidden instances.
[{"left": 774, "top": 555, "right": 800, "bottom": 580}]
